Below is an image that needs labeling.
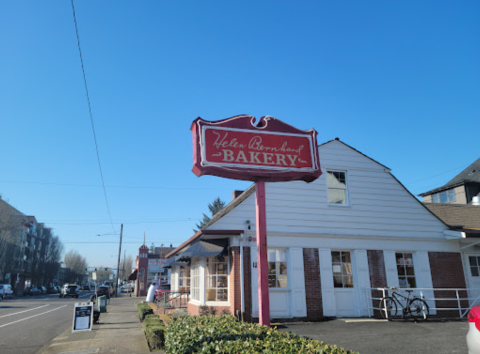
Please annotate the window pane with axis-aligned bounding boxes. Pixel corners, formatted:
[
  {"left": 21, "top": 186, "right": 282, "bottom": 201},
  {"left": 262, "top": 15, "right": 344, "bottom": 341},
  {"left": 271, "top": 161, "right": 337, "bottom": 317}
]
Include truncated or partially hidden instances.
[
  {"left": 471, "top": 267, "right": 479, "bottom": 277},
  {"left": 217, "top": 276, "right": 228, "bottom": 287},
  {"left": 332, "top": 263, "right": 342, "bottom": 275},
  {"left": 440, "top": 191, "right": 448, "bottom": 203},
  {"left": 217, "top": 289, "right": 228, "bottom": 301},
  {"left": 268, "top": 250, "right": 276, "bottom": 262},
  {"left": 342, "top": 252, "right": 351, "bottom": 263},
  {"left": 206, "top": 289, "right": 216, "bottom": 301},
  {"left": 331, "top": 251, "right": 341, "bottom": 262},
  {"left": 407, "top": 277, "right": 416, "bottom": 288},
  {"left": 432, "top": 194, "right": 439, "bottom": 203},
  {"left": 268, "top": 262, "right": 276, "bottom": 275},
  {"left": 344, "top": 276, "right": 354, "bottom": 288},
  {"left": 278, "top": 262, "right": 287, "bottom": 275},
  {"left": 268, "top": 275, "right": 277, "bottom": 288},
  {"left": 342, "top": 263, "right": 352, "bottom": 276},
  {"left": 327, "top": 171, "right": 346, "bottom": 188},
  {"left": 470, "top": 257, "right": 478, "bottom": 267},
  {"left": 406, "top": 266, "right": 415, "bottom": 276},
  {"left": 397, "top": 265, "right": 405, "bottom": 276},
  {"left": 328, "top": 189, "right": 346, "bottom": 204},
  {"left": 333, "top": 276, "right": 343, "bottom": 288},
  {"left": 399, "top": 277, "right": 409, "bottom": 288},
  {"left": 448, "top": 189, "right": 456, "bottom": 202},
  {"left": 277, "top": 275, "right": 288, "bottom": 288}
]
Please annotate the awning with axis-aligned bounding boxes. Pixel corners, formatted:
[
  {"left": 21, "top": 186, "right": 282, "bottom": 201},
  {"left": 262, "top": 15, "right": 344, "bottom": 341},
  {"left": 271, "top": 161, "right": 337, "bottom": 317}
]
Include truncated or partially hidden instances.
[
  {"left": 163, "top": 258, "right": 189, "bottom": 269},
  {"left": 128, "top": 269, "right": 137, "bottom": 281},
  {"left": 175, "top": 240, "right": 226, "bottom": 261}
]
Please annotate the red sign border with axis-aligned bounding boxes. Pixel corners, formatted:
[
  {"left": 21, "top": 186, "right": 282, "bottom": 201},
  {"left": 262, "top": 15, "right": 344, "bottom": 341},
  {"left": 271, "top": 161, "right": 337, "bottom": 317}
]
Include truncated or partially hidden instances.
[{"left": 191, "top": 115, "right": 322, "bottom": 182}]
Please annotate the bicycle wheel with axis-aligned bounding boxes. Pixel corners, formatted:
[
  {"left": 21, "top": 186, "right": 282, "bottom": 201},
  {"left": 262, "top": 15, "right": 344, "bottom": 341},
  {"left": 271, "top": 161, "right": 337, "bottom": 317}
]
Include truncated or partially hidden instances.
[
  {"left": 379, "top": 297, "right": 397, "bottom": 319},
  {"left": 409, "top": 298, "right": 429, "bottom": 321}
]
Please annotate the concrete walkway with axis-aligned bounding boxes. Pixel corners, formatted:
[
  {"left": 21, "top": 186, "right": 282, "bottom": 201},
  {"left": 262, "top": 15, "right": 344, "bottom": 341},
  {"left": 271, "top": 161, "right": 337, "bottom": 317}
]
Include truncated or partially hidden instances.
[{"left": 39, "top": 294, "right": 151, "bottom": 354}]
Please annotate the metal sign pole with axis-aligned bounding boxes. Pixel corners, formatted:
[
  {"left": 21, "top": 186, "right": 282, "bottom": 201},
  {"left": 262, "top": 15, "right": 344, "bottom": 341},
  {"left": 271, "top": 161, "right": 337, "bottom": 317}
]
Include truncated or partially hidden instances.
[{"left": 255, "top": 181, "right": 270, "bottom": 327}]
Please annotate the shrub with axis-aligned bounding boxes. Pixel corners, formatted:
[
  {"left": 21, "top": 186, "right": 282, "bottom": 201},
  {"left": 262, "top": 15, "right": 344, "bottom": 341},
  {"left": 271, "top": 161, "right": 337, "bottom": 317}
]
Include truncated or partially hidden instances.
[
  {"left": 164, "top": 315, "right": 359, "bottom": 354},
  {"left": 137, "top": 303, "right": 153, "bottom": 321},
  {"left": 199, "top": 305, "right": 209, "bottom": 315},
  {"left": 172, "top": 308, "right": 189, "bottom": 318},
  {"left": 145, "top": 325, "right": 166, "bottom": 350}
]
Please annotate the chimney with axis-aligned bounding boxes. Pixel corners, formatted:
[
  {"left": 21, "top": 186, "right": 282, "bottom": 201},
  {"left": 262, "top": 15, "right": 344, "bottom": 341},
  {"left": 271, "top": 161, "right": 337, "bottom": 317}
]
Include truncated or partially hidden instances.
[
  {"left": 232, "top": 190, "right": 244, "bottom": 200},
  {"left": 170, "top": 243, "right": 172, "bottom": 248}
]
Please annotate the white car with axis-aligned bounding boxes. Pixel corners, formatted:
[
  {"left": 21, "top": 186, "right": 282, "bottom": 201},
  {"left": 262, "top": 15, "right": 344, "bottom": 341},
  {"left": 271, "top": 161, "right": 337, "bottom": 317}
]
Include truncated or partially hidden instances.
[
  {"left": 0, "top": 284, "right": 14, "bottom": 299},
  {"left": 467, "top": 307, "right": 480, "bottom": 354}
]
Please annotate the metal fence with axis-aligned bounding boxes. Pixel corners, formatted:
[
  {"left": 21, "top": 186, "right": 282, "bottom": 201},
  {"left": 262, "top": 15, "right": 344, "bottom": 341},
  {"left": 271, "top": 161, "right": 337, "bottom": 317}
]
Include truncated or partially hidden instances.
[
  {"left": 156, "top": 290, "right": 190, "bottom": 314},
  {"left": 366, "top": 287, "right": 480, "bottom": 319}
]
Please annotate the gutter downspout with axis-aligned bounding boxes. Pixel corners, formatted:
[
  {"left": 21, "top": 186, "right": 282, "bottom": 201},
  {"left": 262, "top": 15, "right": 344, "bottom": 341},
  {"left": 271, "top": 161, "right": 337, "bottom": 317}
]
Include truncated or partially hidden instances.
[{"left": 240, "top": 233, "right": 245, "bottom": 321}]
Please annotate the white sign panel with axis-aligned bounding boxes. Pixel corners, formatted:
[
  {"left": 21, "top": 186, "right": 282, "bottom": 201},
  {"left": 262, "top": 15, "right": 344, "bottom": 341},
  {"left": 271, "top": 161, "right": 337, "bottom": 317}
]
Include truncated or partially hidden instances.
[
  {"left": 148, "top": 259, "right": 166, "bottom": 273},
  {"left": 73, "top": 302, "right": 94, "bottom": 333}
]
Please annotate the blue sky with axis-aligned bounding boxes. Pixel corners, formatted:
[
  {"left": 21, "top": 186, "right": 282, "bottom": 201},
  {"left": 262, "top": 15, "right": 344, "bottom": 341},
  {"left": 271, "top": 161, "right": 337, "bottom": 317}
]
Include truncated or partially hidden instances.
[{"left": 1, "top": 1, "right": 479, "bottom": 270}]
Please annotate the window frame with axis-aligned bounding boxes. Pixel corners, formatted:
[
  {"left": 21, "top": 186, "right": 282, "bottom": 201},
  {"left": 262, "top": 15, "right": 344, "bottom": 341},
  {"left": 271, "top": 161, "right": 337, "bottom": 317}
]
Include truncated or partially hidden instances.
[
  {"left": 331, "top": 250, "right": 354, "bottom": 288},
  {"left": 178, "top": 266, "right": 191, "bottom": 293},
  {"left": 326, "top": 170, "right": 350, "bottom": 206},
  {"left": 469, "top": 256, "right": 480, "bottom": 277},
  {"left": 267, "top": 248, "right": 288, "bottom": 289},
  {"left": 206, "top": 254, "right": 229, "bottom": 303},
  {"left": 395, "top": 252, "right": 416, "bottom": 288},
  {"left": 191, "top": 259, "right": 201, "bottom": 301}
]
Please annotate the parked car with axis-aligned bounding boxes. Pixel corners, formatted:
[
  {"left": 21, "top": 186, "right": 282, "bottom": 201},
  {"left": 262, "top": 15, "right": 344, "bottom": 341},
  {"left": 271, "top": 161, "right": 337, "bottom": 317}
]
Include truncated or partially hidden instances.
[
  {"left": 60, "top": 284, "right": 79, "bottom": 298},
  {"left": 82, "top": 284, "right": 91, "bottom": 291},
  {"left": 0, "top": 284, "right": 14, "bottom": 299},
  {"left": 96, "top": 286, "right": 110, "bottom": 299},
  {"left": 121, "top": 283, "right": 134, "bottom": 293},
  {"left": 47, "top": 286, "right": 58, "bottom": 294},
  {"left": 154, "top": 284, "right": 171, "bottom": 301},
  {"left": 103, "top": 281, "right": 116, "bottom": 296},
  {"left": 23, "top": 287, "right": 41, "bottom": 296},
  {"left": 39, "top": 286, "right": 47, "bottom": 294}
]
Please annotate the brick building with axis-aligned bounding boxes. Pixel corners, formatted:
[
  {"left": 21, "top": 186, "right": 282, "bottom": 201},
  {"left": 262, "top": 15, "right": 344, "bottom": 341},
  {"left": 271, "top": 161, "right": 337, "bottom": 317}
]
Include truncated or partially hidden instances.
[{"left": 165, "top": 139, "right": 473, "bottom": 320}]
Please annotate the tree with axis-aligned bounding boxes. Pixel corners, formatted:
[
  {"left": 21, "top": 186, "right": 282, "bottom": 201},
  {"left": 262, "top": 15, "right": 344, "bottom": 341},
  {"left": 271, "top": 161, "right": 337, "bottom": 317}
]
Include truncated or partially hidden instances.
[
  {"left": 149, "top": 242, "right": 155, "bottom": 254},
  {"left": 43, "top": 232, "right": 63, "bottom": 286},
  {"left": 194, "top": 197, "right": 226, "bottom": 232},
  {"left": 64, "top": 250, "right": 88, "bottom": 283},
  {"left": 119, "top": 254, "right": 134, "bottom": 280}
]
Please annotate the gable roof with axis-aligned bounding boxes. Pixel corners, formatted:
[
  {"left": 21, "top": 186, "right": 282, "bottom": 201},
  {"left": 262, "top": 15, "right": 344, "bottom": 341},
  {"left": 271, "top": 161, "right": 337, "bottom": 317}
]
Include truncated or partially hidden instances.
[
  {"left": 320, "top": 138, "right": 391, "bottom": 171},
  {"left": 419, "top": 157, "right": 480, "bottom": 196},
  {"left": 423, "top": 203, "right": 480, "bottom": 232}
]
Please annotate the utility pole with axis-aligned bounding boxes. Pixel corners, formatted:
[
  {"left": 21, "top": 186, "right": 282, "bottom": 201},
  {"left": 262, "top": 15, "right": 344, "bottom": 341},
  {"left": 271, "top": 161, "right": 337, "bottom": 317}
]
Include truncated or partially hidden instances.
[{"left": 115, "top": 224, "right": 123, "bottom": 298}]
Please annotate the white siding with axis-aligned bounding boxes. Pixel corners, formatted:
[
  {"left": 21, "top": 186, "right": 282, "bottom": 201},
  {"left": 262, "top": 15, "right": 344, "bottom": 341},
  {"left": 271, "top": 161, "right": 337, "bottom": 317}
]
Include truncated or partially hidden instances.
[{"left": 208, "top": 140, "right": 447, "bottom": 240}]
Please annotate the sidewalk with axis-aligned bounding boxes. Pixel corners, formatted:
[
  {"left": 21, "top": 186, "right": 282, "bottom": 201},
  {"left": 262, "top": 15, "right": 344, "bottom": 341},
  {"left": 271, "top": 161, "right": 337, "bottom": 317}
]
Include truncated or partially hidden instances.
[{"left": 39, "top": 294, "right": 151, "bottom": 354}]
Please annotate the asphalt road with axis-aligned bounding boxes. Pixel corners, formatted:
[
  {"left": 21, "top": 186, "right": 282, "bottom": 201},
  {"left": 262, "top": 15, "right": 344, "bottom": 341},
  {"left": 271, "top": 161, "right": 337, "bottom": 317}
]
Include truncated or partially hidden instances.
[
  {"left": 280, "top": 318, "right": 469, "bottom": 354},
  {"left": 0, "top": 290, "right": 95, "bottom": 354}
]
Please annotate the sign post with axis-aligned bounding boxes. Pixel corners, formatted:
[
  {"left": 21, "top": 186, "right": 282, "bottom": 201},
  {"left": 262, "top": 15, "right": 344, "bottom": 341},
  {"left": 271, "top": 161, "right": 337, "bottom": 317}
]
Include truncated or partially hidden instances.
[{"left": 191, "top": 115, "right": 321, "bottom": 327}]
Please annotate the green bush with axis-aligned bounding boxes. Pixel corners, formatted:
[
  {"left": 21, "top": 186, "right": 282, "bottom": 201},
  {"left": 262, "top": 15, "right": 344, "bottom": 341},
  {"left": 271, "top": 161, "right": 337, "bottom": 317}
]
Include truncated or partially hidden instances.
[
  {"left": 137, "top": 303, "right": 153, "bottom": 321},
  {"left": 146, "top": 325, "right": 166, "bottom": 350},
  {"left": 164, "top": 315, "right": 359, "bottom": 354}
]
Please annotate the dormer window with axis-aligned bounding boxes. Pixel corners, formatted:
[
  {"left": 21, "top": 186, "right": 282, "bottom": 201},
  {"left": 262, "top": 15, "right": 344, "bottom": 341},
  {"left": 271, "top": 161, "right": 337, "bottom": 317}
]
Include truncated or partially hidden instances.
[
  {"left": 432, "top": 189, "right": 456, "bottom": 203},
  {"left": 327, "top": 171, "right": 348, "bottom": 205}
]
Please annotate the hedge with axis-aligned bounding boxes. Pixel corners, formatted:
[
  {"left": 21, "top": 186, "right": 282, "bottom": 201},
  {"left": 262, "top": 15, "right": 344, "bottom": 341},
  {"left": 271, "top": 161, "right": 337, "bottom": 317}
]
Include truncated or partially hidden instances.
[
  {"left": 137, "top": 303, "right": 153, "bottom": 321},
  {"left": 143, "top": 313, "right": 166, "bottom": 350},
  {"left": 164, "top": 315, "right": 359, "bottom": 354}
]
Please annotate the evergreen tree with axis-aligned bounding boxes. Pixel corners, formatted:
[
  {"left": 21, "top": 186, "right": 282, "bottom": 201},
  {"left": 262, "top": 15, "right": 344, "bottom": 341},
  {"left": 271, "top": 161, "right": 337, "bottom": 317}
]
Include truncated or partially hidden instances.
[{"left": 194, "top": 197, "right": 226, "bottom": 232}]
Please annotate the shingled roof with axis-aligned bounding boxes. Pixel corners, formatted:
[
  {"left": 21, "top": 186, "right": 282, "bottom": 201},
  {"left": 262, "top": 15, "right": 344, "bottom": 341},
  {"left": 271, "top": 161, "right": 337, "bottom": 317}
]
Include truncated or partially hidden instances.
[
  {"left": 423, "top": 203, "right": 480, "bottom": 232},
  {"left": 419, "top": 157, "right": 480, "bottom": 196}
]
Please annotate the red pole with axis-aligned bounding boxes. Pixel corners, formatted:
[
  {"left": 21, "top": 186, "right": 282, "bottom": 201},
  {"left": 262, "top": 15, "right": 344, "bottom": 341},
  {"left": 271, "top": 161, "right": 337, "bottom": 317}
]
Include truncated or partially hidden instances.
[{"left": 255, "top": 180, "right": 270, "bottom": 327}]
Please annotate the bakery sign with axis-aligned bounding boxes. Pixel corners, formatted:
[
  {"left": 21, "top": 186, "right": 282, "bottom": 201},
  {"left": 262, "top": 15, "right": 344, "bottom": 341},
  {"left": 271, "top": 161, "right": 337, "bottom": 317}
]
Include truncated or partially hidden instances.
[{"left": 191, "top": 115, "right": 321, "bottom": 182}]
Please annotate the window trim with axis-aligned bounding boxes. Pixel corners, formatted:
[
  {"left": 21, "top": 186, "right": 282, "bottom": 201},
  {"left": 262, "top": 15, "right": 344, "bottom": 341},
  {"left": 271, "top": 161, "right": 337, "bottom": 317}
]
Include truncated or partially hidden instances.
[
  {"left": 395, "top": 252, "right": 416, "bottom": 288},
  {"left": 326, "top": 170, "right": 350, "bottom": 206}
]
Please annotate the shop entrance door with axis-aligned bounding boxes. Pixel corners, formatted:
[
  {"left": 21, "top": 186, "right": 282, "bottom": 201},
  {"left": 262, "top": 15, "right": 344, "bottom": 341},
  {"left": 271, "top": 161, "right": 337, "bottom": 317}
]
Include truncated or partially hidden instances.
[
  {"left": 465, "top": 253, "right": 480, "bottom": 306},
  {"left": 332, "top": 250, "right": 358, "bottom": 317}
]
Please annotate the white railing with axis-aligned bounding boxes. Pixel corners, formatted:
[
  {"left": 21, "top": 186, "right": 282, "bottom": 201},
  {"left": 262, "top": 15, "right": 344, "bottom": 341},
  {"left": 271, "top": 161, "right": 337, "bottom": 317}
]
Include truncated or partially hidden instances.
[{"left": 366, "top": 287, "right": 480, "bottom": 319}]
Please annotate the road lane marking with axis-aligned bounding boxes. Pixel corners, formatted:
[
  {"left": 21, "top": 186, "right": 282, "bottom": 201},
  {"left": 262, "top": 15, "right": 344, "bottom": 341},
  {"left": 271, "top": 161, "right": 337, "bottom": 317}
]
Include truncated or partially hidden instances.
[
  {"left": 0, "top": 305, "right": 67, "bottom": 328},
  {"left": 0, "top": 304, "right": 49, "bottom": 319}
]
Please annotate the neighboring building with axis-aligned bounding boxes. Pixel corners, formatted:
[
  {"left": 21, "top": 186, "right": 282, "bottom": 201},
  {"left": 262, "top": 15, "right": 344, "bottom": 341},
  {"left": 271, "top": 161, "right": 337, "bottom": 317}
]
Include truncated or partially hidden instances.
[
  {"left": 419, "top": 157, "right": 480, "bottom": 205},
  {"left": 0, "top": 197, "right": 55, "bottom": 294},
  {"left": 166, "top": 139, "right": 473, "bottom": 320},
  {"left": 133, "top": 244, "right": 175, "bottom": 296}
]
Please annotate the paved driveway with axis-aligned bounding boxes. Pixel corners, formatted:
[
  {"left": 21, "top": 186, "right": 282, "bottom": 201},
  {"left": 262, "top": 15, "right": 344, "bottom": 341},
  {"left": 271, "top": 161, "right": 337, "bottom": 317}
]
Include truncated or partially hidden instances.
[{"left": 279, "top": 319, "right": 468, "bottom": 354}]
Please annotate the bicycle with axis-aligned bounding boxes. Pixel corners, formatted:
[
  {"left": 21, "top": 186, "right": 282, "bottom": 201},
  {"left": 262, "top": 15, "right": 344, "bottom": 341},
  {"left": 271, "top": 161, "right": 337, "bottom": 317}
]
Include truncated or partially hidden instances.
[{"left": 379, "top": 287, "right": 429, "bottom": 321}]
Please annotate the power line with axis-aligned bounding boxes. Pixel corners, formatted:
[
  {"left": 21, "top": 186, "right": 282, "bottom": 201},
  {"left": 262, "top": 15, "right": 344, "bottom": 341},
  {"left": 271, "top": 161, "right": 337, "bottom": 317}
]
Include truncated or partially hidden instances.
[{"left": 70, "top": 0, "right": 116, "bottom": 234}]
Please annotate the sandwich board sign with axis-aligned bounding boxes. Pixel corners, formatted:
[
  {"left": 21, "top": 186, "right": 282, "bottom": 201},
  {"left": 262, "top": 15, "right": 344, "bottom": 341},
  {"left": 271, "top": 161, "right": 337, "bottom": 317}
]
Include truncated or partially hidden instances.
[
  {"left": 191, "top": 115, "right": 322, "bottom": 326},
  {"left": 72, "top": 302, "right": 93, "bottom": 333}
]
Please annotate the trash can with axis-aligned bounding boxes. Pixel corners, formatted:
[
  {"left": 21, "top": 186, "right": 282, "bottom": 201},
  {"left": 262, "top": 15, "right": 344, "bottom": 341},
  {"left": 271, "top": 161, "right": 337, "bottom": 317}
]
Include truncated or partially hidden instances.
[{"left": 98, "top": 295, "right": 107, "bottom": 313}]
